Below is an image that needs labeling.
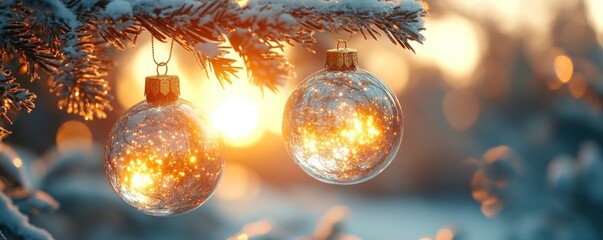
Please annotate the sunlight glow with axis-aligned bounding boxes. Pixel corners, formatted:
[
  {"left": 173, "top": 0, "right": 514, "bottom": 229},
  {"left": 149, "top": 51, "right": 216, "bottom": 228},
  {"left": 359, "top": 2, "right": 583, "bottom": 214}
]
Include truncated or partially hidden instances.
[
  {"left": 120, "top": 34, "right": 331, "bottom": 149},
  {"left": 118, "top": 33, "right": 288, "bottom": 147},
  {"left": 259, "top": 83, "right": 294, "bottom": 135},
  {"left": 192, "top": 48, "right": 293, "bottom": 146},
  {"left": 212, "top": 98, "right": 260, "bottom": 142}
]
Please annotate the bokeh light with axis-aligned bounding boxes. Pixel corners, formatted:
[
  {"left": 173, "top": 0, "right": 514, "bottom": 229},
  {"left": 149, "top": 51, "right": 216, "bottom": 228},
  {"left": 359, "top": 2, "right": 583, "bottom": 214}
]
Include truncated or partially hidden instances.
[
  {"left": 233, "top": 234, "right": 248, "bottom": 240},
  {"left": 447, "top": 0, "right": 520, "bottom": 33},
  {"left": 471, "top": 169, "right": 503, "bottom": 218},
  {"left": 55, "top": 120, "right": 93, "bottom": 152},
  {"left": 554, "top": 54, "right": 573, "bottom": 83},
  {"left": 569, "top": 73, "right": 587, "bottom": 99},
  {"left": 0, "top": 145, "right": 27, "bottom": 190},
  {"left": 445, "top": 0, "right": 561, "bottom": 36},
  {"left": 442, "top": 90, "right": 480, "bottom": 131},
  {"left": 236, "top": 0, "right": 249, "bottom": 6},
  {"left": 435, "top": 228, "right": 455, "bottom": 240},
  {"left": 238, "top": 219, "right": 273, "bottom": 238},
  {"left": 585, "top": 0, "right": 603, "bottom": 46},
  {"left": 480, "top": 198, "right": 502, "bottom": 218},
  {"left": 313, "top": 206, "right": 349, "bottom": 239},
  {"left": 410, "top": 14, "right": 485, "bottom": 88},
  {"left": 353, "top": 40, "right": 410, "bottom": 93},
  {"left": 12, "top": 158, "right": 22, "bottom": 168},
  {"left": 215, "top": 163, "right": 261, "bottom": 202},
  {"left": 546, "top": 78, "right": 564, "bottom": 91}
]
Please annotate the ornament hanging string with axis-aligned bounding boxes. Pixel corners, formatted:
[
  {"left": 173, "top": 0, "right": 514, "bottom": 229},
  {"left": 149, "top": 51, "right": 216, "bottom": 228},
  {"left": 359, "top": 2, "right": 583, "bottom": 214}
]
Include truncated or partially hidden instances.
[
  {"left": 151, "top": 36, "right": 175, "bottom": 76},
  {"left": 331, "top": 31, "right": 353, "bottom": 50}
]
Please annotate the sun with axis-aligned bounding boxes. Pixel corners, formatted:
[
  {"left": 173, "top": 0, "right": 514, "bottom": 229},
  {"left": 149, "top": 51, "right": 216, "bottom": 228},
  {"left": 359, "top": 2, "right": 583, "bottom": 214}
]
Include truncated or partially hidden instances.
[
  {"left": 211, "top": 97, "right": 262, "bottom": 147},
  {"left": 118, "top": 34, "right": 294, "bottom": 148}
]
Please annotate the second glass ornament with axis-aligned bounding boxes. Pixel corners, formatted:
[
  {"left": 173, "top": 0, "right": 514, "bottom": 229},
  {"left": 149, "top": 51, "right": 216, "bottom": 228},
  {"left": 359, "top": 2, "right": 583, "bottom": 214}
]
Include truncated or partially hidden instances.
[{"left": 282, "top": 48, "right": 404, "bottom": 185}]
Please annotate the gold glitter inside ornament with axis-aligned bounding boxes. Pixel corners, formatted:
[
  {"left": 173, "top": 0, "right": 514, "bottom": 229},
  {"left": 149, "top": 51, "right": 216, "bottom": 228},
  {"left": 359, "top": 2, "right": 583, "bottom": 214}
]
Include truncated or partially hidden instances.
[
  {"left": 105, "top": 76, "right": 224, "bottom": 216},
  {"left": 282, "top": 48, "right": 403, "bottom": 185}
]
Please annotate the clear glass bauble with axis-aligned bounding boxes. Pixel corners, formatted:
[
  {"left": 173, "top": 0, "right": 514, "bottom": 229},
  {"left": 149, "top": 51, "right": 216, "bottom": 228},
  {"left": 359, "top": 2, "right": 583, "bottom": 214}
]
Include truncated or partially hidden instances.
[
  {"left": 104, "top": 99, "right": 224, "bottom": 216},
  {"left": 283, "top": 68, "right": 403, "bottom": 185}
]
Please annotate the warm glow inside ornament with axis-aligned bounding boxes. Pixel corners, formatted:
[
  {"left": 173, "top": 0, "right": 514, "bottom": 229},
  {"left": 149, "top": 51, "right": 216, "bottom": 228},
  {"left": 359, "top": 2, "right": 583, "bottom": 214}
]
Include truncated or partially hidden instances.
[
  {"left": 104, "top": 39, "right": 224, "bottom": 216},
  {"left": 282, "top": 38, "right": 404, "bottom": 185}
]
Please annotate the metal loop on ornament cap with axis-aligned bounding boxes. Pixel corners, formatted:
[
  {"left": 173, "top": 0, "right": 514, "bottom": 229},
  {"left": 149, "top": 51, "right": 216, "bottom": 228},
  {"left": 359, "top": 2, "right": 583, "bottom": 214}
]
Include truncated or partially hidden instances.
[
  {"left": 151, "top": 36, "right": 174, "bottom": 76},
  {"left": 336, "top": 41, "right": 348, "bottom": 50},
  {"left": 156, "top": 62, "right": 168, "bottom": 76},
  {"left": 147, "top": 36, "right": 178, "bottom": 103},
  {"left": 327, "top": 30, "right": 358, "bottom": 71},
  {"left": 331, "top": 30, "right": 353, "bottom": 50}
]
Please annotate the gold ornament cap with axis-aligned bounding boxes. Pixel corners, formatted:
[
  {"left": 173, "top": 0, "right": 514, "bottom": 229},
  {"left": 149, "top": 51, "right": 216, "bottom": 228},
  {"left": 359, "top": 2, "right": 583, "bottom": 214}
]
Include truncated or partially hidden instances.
[
  {"left": 144, "top": 75, "right": 180, "bottom": 104},
  {"left": 325, "top": 48, "right": 359, "bottom": 71}
]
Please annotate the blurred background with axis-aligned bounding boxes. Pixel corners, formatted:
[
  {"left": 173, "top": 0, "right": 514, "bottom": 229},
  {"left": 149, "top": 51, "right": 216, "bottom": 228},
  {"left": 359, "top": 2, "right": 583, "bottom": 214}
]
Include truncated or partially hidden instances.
[{"left": 2, "top": 0, "right": 603, "bottom": 239}]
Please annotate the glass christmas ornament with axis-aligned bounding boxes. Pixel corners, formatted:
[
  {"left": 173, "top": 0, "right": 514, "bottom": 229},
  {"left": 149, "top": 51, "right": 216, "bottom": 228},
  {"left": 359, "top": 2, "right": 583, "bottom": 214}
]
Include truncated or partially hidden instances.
[
  {"left": 283, "top": 48, "right": 403, "bottom": 185},
  {"left": 105, "top": 75, "right": 224, "bottom": 216}
]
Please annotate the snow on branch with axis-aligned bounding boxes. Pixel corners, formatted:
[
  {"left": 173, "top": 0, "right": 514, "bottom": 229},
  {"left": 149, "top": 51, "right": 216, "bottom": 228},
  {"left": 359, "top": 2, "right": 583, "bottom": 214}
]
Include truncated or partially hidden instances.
[
  {"left": 0, "top": 0, "right": 426, "bottom": 132},
  {"left": 255, "top": 0, "right": 426, "bottom": 51},
  {"left": 0, "top": 2, "right": 58, "bottom": 80}
]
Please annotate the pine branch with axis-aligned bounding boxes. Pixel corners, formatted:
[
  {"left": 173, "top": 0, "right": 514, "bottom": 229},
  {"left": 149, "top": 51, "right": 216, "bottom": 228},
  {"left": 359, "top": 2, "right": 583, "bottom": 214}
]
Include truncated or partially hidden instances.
[
  {"left": 65, "top": 0, "right": 141, "bottom": 50},
  {"left": 194, "top": 44, "right": 241, "bottom": 88},
  {"left": 0, "top": 2, "right": 59, "bottom": 80},
  {"left": 132, "top": 0, "right": 243, "bottom": 87},
  {"left": 50, "top": 29, "right": 113, "bottom": 120},
  {"left": 0, "top": 65, "right": 36, "bottom": 140},
  {"left": 228, "top": 28, "right": 294, "bottom": 92},
  {"left": 0, "top": 0, "right": 426, "bottom": 128},
  {"left": 75, "top": 0, "right": 425, "bottom": 90},
  {"left": 268, "top": 0, "right": 427, "bottom": 52}
]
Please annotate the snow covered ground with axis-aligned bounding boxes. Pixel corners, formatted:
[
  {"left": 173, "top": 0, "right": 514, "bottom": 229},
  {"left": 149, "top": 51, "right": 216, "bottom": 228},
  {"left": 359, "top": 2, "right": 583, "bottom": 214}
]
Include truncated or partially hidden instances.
[{"left": 217, "top": 186, "right": 505, "bottom": 239}]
